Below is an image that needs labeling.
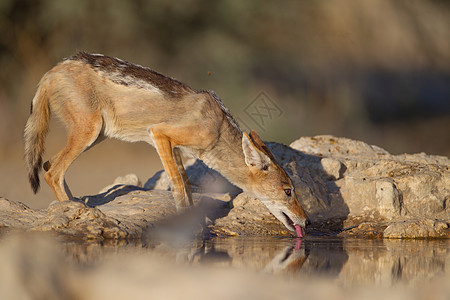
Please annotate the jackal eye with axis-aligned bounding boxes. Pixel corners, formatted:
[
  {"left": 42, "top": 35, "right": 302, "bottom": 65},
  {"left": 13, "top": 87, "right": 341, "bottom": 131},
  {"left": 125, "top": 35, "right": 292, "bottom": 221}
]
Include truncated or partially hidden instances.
[{"left": 284, "top": 188, "right": 292, "bottom": 196}]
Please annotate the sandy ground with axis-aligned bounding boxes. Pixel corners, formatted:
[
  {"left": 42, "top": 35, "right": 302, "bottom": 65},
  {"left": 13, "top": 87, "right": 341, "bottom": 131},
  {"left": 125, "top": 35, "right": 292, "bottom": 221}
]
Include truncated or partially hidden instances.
[{"left": 1, "top": 133, "right": 162, "bottom": 209}]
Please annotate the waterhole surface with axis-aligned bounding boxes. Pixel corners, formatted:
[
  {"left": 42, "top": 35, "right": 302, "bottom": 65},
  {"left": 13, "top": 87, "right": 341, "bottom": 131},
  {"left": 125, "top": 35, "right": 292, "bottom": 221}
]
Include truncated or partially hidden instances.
[
  {"left": 1, "top": 234, "right": 449, "bottom": 299},
  {"left": 66, "top": 236, "right": 450, "bottom": 284}
]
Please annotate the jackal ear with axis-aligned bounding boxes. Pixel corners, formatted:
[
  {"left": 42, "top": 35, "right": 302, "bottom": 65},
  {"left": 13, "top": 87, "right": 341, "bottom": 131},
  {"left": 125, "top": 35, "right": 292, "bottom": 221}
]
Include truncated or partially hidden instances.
[{"left": 242, "top": 132, "right": 270, "bottom": 170}]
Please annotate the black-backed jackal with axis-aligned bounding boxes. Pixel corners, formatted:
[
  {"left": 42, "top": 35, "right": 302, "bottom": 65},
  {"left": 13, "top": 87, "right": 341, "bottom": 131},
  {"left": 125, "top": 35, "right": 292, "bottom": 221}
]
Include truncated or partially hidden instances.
[{"left": 24, "top": 52, "right": 309, "bottom": 237}]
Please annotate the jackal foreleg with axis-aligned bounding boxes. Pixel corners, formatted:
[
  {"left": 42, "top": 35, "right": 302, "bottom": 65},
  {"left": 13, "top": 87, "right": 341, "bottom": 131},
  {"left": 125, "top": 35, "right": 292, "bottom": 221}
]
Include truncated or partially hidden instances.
[
  {"left": 150, "top": 127, "right": 193, "bottom": 213},
  {"left": 173, "top": 148, "right": 193, "bottom": 206}
]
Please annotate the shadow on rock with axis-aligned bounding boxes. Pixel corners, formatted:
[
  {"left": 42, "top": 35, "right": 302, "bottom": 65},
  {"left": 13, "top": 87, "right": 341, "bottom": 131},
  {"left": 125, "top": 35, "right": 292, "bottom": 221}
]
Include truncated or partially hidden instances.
[
  {"left": 145, "top": 159, "right": 243, "bottom": 197},
  {"left": 82, "top": 184, "right": 147, "bottom": 207},
  {"left": 267, "top": 142, "right": 350, "bottom": 232}
]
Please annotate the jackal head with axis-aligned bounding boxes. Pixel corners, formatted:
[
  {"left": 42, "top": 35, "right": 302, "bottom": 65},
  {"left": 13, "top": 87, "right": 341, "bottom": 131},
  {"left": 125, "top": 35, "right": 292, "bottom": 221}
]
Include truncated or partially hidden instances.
[{"left": 242, "top": 130, "right": 309, "bottom": 237}]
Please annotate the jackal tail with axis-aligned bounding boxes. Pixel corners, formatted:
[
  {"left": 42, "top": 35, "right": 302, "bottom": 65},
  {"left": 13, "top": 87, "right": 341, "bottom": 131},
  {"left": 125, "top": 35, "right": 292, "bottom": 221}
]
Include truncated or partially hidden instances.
[{"left": 24, "top": 81, "right": 50, "bottom": 193}]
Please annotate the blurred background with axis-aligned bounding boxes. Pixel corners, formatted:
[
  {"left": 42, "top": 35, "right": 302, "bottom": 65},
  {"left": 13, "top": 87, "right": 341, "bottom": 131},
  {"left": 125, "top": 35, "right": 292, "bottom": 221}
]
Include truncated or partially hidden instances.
[{"left": 0, "top": 0, "right": 449, "bottom": 208}]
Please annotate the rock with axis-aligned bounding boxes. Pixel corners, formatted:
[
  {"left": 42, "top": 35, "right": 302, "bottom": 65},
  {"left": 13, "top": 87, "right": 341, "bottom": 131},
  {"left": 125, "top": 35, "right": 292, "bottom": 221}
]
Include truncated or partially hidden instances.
[
  {"left": 31, "top": 200, "right": 129, "bottom": 240},
  {"left": 375, "top": 179, "right": 402, "bottom": 218},
  {"left": 1, "top": 135, "right": 449, "bottom": 239},
  {"left": 143, "top": 170, "right": 171, "bottom": 190},
  {"left": 384, "top": 219, "right": 449, "bottom": 238},
  {"left": 289, "top": 135, "right": 450, "bottom": 237},
  {"left": 0, "top": 197, "right": 43, "bottom": 230},
  {"left": 394, "top": 171, "right": 448, "bottom": 217},
  {"left": 0, "top": 189, "right": 233, "bottom": 240},
  {"left": 320, "top": 157, "right": 345, "bottom": 181},
  {"left": 290, "top": 135, "right": 390, "bottom": 157},
  {"left": 98, "top": 173, "right": 142, "bottom": 194}
]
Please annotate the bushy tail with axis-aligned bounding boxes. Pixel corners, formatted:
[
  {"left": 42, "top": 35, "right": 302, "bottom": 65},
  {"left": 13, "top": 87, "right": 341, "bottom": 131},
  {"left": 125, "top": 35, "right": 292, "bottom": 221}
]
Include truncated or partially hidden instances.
[{"left": 24, "top": 82, "right": 50, "bottom": 193}]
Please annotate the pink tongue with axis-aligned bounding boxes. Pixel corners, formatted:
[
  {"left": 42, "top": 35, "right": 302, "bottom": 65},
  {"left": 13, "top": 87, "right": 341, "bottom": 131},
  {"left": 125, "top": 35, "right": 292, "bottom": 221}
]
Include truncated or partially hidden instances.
[{"left": 295, "top": 225, "right": 304, "bottom": 238}]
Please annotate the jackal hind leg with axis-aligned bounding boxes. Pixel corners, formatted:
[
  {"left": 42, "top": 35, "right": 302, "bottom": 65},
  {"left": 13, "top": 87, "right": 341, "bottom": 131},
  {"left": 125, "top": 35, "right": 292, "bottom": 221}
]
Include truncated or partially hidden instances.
[
  {"left": 43, "top": 131, "right": 106, "bottom": 172},
  {"left": 44, "top": 113, "right": 103, "bottom": 202},
  {"left": 150, "top": 128, "right": 192, "bottom": 213}
]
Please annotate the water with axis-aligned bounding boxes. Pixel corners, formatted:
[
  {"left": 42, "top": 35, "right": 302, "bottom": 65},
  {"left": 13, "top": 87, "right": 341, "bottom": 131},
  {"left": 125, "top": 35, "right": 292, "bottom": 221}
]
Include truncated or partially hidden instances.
[
  {"left": 65, "top": 236, "right": 449, "bottom": 285},
  {"left": 1, "top": 234, "right": 449, "bottom": 299}
]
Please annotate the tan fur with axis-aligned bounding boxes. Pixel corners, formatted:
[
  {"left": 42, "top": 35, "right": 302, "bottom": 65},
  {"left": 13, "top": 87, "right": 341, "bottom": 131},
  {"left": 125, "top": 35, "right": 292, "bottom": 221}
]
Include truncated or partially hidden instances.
[{"left": 24, "top": 52, "right": 309, "bottom": 232}]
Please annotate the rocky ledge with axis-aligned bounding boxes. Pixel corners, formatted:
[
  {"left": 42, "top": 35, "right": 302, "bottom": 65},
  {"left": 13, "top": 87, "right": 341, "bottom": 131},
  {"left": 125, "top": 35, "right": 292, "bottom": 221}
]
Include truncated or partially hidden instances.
[{"left": 0, "top": 136, "right": 449, "bottom": 239}]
